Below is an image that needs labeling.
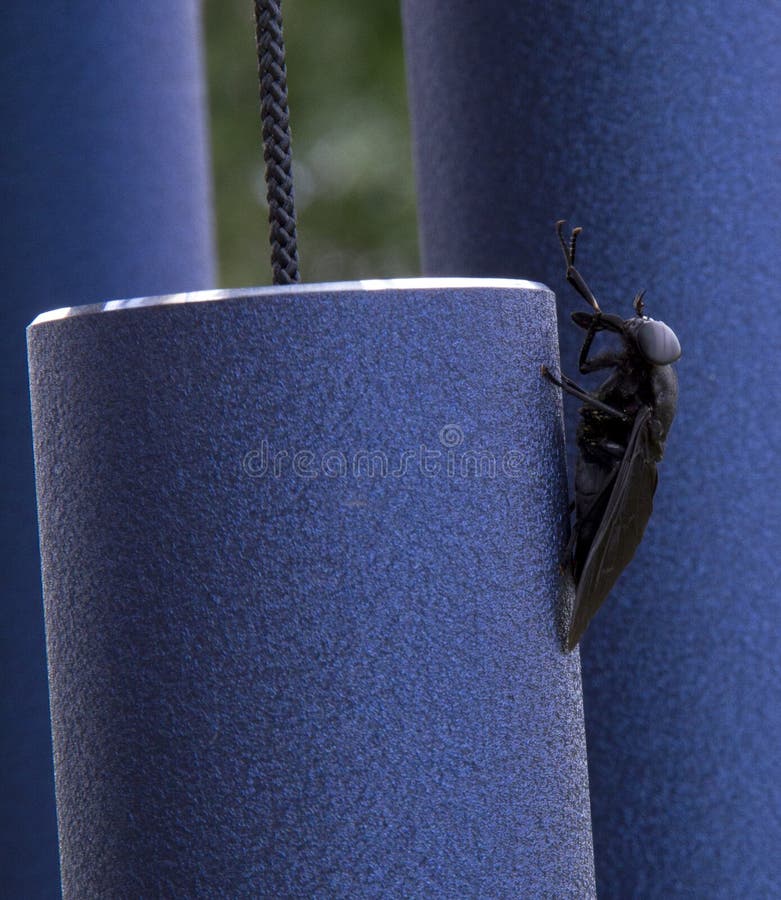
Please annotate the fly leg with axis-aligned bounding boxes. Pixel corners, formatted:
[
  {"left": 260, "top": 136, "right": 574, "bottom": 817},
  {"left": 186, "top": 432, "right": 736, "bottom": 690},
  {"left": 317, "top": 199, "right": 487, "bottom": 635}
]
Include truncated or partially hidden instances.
[
  {"left": 560, "top": 519, "right": 579, "bottom": 573},
  {"left": 541, "top": 366, "right": 629, "bottom": 421},
  {"left": 577, "top": 315, "right": 624, "bottom": 374},
  {"left": 556, "top": 220, "right": 601, "bottom": 312}
]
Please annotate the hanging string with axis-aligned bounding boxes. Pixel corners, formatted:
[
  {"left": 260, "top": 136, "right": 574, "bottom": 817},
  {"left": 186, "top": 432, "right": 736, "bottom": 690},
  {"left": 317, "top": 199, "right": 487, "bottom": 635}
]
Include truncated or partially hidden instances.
[{"left": 254, "top": 0, "right": 300, "bottom": 284}]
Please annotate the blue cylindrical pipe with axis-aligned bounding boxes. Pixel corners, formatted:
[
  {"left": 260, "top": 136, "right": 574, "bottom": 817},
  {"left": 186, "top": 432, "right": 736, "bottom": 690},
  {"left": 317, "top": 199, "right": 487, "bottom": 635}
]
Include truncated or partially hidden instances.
[
  {"left": 1, "top": 2, "right": 215, "bottom": 893},
  {"left": 28, "top": 281, "right": 595, "bottom": 897},
  {"left": 402, "top": 1, "right": 781, "bottom": 895}
]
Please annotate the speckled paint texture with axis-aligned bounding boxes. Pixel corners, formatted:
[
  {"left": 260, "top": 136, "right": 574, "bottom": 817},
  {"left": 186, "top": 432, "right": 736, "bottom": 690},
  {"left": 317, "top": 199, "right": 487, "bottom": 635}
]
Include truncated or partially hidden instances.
[
  {"left": 28, "top": 283, "right": 595, "bottom": 897},
  {"left": 402, "top": 2, "right": 781, "bottom": 896}
]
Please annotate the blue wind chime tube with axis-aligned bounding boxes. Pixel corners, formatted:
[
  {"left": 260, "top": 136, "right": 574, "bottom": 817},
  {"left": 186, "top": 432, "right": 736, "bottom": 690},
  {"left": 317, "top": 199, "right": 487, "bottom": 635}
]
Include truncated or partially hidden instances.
[
  {"left": 3, "top": 0, "right": 215, "bottom": 893},
  {"left": 28, "top": 281, "right": 596, "bottom": 896},
  {"left": 402, "top": 0, "right": 781, "bottom": 895}
]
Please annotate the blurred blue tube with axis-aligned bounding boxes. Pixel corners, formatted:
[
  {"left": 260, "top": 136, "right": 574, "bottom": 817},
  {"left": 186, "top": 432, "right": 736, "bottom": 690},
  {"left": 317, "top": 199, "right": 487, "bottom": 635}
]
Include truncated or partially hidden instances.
[
  {"left": 402, "top": 1, "right": 781, "bottom": 895},
  {"left": 1, "top": 2, "right": 215, "bottom": 894}
]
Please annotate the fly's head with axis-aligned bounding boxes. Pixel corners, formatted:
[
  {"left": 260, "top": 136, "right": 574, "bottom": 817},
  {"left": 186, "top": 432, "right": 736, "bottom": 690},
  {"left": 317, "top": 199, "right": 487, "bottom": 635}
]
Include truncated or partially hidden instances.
[
  {"left": 555, "top": 221, "right": 681, "bottom": 367},
  {"left": 624, "top": 291, "right": 682, "bottom": 366}
]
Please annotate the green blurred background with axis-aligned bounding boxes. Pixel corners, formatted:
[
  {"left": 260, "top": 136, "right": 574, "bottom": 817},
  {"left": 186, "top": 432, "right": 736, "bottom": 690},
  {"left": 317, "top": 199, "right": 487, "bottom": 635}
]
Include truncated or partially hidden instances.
[{"left": 204, "top": 0, "right": 420, "bottom": 287}]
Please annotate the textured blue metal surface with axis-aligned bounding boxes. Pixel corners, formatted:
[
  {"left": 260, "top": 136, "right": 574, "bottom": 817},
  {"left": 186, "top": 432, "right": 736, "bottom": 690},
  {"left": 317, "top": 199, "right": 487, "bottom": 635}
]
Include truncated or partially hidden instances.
[
  {"left": 28, "top": 283, "right": 595, "bottom": 897},
  {"left": 402, "top": 1, "right": 781, "bottom": 896},
  {"left": 2, "top": 2, "right": 215, "bottom": 894}
]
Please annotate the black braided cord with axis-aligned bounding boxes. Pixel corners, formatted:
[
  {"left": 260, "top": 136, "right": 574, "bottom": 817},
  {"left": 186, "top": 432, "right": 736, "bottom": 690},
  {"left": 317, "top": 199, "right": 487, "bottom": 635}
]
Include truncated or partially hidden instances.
[{"left": 254, "top": 0, "right": 300, "bottom": 284}]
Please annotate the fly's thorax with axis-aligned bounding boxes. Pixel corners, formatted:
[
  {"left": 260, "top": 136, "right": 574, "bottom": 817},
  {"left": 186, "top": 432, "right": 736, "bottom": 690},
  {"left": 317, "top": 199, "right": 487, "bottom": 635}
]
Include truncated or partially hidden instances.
[{"left": 576, "top": 407, "right": 633, "bottom": 460}]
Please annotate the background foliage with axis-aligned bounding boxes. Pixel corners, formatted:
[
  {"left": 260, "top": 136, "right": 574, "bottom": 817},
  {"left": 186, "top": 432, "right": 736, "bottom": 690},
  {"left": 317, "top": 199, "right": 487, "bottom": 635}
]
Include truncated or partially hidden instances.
[{"left": 204, "top": 0, "right": 420, "bottom": 287}]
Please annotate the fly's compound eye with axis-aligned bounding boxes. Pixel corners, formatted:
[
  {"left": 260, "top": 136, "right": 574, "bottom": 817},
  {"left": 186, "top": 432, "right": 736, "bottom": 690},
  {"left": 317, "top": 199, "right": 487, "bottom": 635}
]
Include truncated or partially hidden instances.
[{"left": 636, "top": 319, "right": 682, "bottom": 365}]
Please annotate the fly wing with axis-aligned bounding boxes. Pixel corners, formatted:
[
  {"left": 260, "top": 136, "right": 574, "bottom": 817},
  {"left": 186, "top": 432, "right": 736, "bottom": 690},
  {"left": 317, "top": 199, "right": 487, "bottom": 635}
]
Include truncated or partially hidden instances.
[{"left": 568, "top": 406, "right": 658, "bottom": 649}]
